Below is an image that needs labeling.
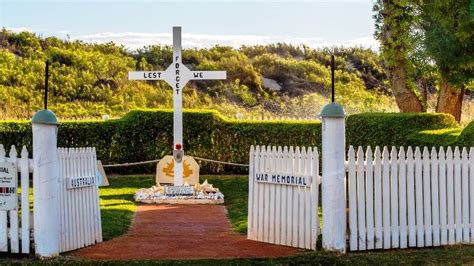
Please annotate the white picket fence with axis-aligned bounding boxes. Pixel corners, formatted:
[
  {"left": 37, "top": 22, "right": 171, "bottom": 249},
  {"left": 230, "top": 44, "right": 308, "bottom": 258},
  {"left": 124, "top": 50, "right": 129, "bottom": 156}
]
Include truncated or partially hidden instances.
[
  {"left": 58, "top": 147, "right": 102, "bottom": 253},
  {"left": 0, "top": 145, "right": 32, "bottom": 254},
  {"left": 247, "top": 145, "right": 319, "bottom": 250},
  {"left": 348, "top": 145, "right": 474, "bottom": 251}
]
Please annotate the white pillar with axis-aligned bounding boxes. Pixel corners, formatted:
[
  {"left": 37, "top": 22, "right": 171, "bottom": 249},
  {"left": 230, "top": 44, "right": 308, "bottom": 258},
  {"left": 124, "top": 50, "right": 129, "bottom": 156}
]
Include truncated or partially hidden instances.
[
  {"left": 320, "top": 102, "right": 346, "bottom": 253},
  {"left": 32, "top": 110, "right": 60, "bottom": 257}
]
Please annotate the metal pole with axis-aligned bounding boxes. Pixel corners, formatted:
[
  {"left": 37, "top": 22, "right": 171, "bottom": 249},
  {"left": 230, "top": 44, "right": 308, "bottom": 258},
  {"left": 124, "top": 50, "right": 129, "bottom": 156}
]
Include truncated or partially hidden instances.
[
  {"left": 331, "top": 55, "right": 335, "bottom": 103},
  {"left": 44, "top": 61, "right": 49, "bottom": 110}
]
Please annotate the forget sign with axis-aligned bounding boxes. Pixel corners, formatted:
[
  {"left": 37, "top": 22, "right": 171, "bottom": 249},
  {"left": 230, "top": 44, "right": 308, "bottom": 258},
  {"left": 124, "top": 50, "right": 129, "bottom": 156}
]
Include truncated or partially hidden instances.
[
  {"left": 0, "top": 162, "right": 18, "bottom": 211},
  {"left": 255, "top": 172, "right": 311, "bottom": 187}
]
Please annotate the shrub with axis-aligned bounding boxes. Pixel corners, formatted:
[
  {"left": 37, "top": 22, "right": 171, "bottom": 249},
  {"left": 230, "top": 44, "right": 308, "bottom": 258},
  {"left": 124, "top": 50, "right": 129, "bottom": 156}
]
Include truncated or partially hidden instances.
[
  {"left": 0, "top": 110, "right": 464, "bottom": 174},
  {"left": 346, "top": 112, "right": 459, "bottom": 148},
  {"left": 457, "top": 120, "right": 474, "bottom": 148}
]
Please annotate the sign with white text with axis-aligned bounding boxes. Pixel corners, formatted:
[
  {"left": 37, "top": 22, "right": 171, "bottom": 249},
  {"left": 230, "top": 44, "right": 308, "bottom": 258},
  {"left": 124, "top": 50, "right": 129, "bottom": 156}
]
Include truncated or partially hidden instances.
[
  {"left": 255, "top": 172, "right": 311, "bottom": 187},
  {"left": 0, "top": 162, "right": 18, "bottom": 210}
]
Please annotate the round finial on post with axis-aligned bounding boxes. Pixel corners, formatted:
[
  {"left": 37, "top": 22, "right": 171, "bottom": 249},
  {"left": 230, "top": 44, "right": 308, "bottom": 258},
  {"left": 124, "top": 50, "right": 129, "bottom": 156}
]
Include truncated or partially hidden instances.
[
  {"left": 320, "top": 102, "right": 345, "bottom": 119},
  {"left": 31, "top": 109, "right": 60, "bottom": 125}
]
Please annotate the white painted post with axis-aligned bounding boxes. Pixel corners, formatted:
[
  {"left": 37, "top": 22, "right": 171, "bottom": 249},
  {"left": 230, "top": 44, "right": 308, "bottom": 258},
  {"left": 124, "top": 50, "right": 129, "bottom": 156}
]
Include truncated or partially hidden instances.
[
  {"left": 320, "top": 102, "right": 346, "bottom": 253},
  {"left": 31, "top": 110, "right": 60, "bottom": 257}
]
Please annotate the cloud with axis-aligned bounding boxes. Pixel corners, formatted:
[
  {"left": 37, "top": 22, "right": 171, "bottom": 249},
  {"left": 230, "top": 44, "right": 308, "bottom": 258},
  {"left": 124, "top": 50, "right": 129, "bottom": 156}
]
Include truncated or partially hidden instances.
[
  {"left": 7, "top": 27, "right": 35, "bottom": 33},
  {"left": 5, "top": 27, "right": 379, "bottom": 50},
  {"left": 74, "top": 31, "right": 378, "bottom": 50}
]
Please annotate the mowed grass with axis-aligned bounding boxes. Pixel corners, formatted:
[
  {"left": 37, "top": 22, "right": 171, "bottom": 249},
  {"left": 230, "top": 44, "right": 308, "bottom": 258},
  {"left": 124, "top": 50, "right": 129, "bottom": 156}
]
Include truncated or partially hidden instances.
[
  {"left": 6, "top": 175, "right": 474, "bottom": 264},
  {"left": 99, "top": 175, "right": 154, "bottom": 240}
]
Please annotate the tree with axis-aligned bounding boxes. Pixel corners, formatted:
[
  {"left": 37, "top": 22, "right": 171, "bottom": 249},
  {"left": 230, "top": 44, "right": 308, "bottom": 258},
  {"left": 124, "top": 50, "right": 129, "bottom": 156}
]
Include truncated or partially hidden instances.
[
  {"left": 421, "top": 0, "right": 473, "bottom": 122},
  {"left": 373, "top": 0, "right": 424, "bottom": 112}
]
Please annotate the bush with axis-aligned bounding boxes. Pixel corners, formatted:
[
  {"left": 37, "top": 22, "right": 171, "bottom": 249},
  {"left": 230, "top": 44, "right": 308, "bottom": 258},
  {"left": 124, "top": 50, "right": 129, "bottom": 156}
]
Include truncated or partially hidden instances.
[
  {"left": 0, "top": 110, "right": 465, "bottom": 174},
  {"left": 346, "top": 112, "right": 459, "bottom": 148},
  {"left": 457, "top": 121, "right": 474, "bottom": 148}
]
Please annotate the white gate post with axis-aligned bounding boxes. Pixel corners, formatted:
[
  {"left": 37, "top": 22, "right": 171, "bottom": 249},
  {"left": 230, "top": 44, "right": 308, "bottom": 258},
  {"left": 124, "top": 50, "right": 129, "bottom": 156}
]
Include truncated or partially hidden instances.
[
  {"left": 320, "top": 102, "right": 346, "bottom": 253},
  {"left": 31, "top": 110, "right": 60, "bottom": 257}
]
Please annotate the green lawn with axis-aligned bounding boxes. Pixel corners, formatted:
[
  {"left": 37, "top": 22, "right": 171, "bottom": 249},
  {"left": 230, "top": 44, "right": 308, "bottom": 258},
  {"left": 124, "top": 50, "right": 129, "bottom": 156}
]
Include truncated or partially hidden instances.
[{"left": 5, "top": 175, "right": 474, "bottom": 264}]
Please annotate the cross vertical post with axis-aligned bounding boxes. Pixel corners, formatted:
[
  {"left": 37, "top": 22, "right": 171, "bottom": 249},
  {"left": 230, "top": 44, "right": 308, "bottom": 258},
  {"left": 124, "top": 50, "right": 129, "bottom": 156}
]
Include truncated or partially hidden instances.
[{"left": 172, "top": 27, "right": 184, "bottom": 185}]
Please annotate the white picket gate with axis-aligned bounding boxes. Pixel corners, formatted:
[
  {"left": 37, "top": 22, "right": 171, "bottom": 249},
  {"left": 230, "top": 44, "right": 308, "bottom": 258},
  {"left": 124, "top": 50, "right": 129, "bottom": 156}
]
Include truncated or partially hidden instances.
[
  {"left": 348, "top": 145, "right": 474, "bottom": 251},
  {"left": 58, "top": 147, "right": 102, "bottom": 253},
  {"left": 247, "top": 145, "right": 319, "bottom": 250},
  {"left": 0, "top": 144, "right": 32, "bottom": 254}
]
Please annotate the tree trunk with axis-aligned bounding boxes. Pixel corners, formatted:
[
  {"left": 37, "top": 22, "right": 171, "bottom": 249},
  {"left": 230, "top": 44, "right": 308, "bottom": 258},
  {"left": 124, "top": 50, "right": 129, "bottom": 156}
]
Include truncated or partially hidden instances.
[
  {"left": 390, "top": 65, "right": 424, "bottom": 112},
  {"left": 437, "top": 78, "right": 464, "bottom": 122}
]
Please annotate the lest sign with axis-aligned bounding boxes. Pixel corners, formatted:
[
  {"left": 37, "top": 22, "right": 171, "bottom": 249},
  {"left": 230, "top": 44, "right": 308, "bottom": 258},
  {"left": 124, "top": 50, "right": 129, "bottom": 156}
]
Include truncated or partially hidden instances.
[
  {"left": 0, "top": 162, "right": 18, "bottom": 210},
  {"left": 255, "top": 172, "right": 311, "bottom": 187}
]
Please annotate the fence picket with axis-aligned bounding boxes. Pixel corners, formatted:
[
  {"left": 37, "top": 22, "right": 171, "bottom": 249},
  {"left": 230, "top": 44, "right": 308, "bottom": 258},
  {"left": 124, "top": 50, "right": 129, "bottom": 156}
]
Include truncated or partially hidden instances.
[
  {"left": 454, "top": 147, "right": 462, "bottom": 243},
  {"left": 257, "top": 146, "right": 265, "bottom": 242},
  {"left": 268, "top": 146, "right": 276, "bottom": 244},
  {"left": 374, "top": 146, "right": 383, "bottom": 249},
  {"left": 93, "top": 147, "right": 102, "bottom": 243},
  {"left": 0, "top": 144, "right": 8, "bottom": 252},
  {"left": 251, "top": 146, "right": 260, "bottom": 241},
  {"left": 390, "top": 147, "right": 399, "bottom": 248},
  {"left": 439, "top": 147, "right": 448, "bottom": 245},
  {"left": 366, "top": 146, "right": 374, "bottom": 250},
  {"left": 446, "top": 147, "right": 455, "bottom": 244},
  {"left": 247, "top": 146, "right": 255, "bottom": 240},
  {"left": 399, "top": 147, "right": 407, "bottom": 248},
  {"left": 280, "top": 146, "right": 288, "bottom": 246},
  {"left": 286, "top": 146, "right": 294, "bottom": 245},
  {"left": 357, "top": 147, "right": 366, "bottom": 250},
  {"left": 382, "top": 146, "right": 391, "bottom": 249},
  {"left": 461, "top": 148, "right": 469, "bottom": 243},
  {"left": 274, "top": 146, "right": 282, "bottom": 245},
  {"left": 423, "top": 147, "right": 432, "bottom": 246},
  {"left": 470, "top": 148, "right": 474, "bottom": 243},
  {"left": 311, "top": 148, "right": 319, "bottom": 249},
  {"left": 348, "top": 146, "right": 357, "bottom": 250},
  {"left": 304, "top": 147, "right": 312, "bottom": 249},
  {"left": 292, "top": 147, "right": 300, "bottom": 247},
  {"left": 263, "top": 146, "right": 271, "bottom": 243},
  {"left": 431, "top": 147, "right": 440, "bottom": 246},
  {"left": 407, "top": 147, "right": 416, "bottom": 247},
  {"left": 415, "top": 147, "right": 424, "bottom": 247},
  {"left": 298, "top": 147, "right": 306, "bottom": 248},
  {"left": 8, "top": 146, "right": 19, "bottom": 253},
  {"left": 20, "top": 147, "right": 30, "bottom": 254}
]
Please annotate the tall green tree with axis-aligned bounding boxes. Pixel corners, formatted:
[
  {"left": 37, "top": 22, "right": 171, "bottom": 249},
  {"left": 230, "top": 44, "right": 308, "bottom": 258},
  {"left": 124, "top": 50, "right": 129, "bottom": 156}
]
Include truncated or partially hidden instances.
[
  {"left": 373, "top": 0, "right": 424, "bottom": 112},
  {"left": 422, "top": 0, "right": 473, "bottom": 122}
]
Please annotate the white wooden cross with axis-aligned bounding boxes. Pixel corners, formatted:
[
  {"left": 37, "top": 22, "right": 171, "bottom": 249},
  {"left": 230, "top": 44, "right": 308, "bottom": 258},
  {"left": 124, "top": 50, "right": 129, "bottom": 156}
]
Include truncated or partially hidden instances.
[{"left": 128, "top": 27, "right": 226, "bottom": 186}]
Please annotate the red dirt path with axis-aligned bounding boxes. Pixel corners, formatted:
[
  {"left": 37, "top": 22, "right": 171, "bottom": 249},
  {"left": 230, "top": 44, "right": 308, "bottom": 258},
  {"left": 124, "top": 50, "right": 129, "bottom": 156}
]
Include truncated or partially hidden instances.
[{"left": 72, "top": 204, "right": 302, "bottom": 260}]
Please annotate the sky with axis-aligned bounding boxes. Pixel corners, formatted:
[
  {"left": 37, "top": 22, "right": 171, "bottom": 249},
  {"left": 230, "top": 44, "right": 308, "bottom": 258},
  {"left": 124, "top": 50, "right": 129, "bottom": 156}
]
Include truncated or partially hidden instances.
[{"left": 0, "top": 0, "right": 378, "bottom": 50}]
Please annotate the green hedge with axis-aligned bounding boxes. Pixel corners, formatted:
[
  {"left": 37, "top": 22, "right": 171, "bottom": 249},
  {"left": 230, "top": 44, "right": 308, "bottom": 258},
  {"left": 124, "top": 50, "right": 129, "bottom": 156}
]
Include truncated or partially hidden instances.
[
  {"left": 346, "top": 112, "right": 461, "bottom": 148},
  {"left": 458, "top": 120, "right": 474, "bottom": 148},
  {"left": 0, "top": 110, "right": 468, "bottom": 174}
]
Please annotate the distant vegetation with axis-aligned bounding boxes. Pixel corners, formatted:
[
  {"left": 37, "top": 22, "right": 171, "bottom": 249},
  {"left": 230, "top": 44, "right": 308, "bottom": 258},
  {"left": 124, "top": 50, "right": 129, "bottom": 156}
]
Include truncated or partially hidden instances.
[
  {"left": 0, "top": 29, "right": 471, "bottom": 123},
  {"left": 0, "top": 29, "right": 398, "bottom": 120}
]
